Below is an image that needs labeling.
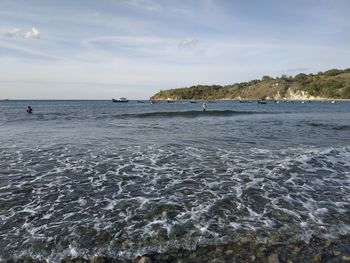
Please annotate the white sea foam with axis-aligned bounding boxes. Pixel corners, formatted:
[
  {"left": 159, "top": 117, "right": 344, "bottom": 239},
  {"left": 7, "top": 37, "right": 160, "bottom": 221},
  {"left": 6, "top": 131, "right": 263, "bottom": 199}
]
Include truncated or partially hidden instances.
[{"left": 1, "top": 144, "right": 350, "bottom": 261}]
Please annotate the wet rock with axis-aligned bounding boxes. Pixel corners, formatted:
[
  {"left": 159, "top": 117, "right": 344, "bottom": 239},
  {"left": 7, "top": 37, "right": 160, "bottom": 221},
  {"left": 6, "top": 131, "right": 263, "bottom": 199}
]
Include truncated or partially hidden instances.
[
  {"left": 313, "top": 253, "right": 323, "bottom": 262},
  {"left": 62, "top": 257, "right": 74, "bottom": 263},
  {"left": 121, "top": 239, "right": 130, "bottom": 249},
  {"left": 22, "top": 256, "right": 36, "bottom": 263},
  {"left": 22, "top": 259, "right": 46, "bottom": 263},
  {"left": 268, "top": 253, "right": 280, "bottom": 263},
  {"left": 325, "top": 240, "right": 332, "bottom": 247},
  {"left": 210, "top": 259, "right": 226, "bottom": 263},
  {"left": 14, "top": 234, "right": 350, "bottom": 263},
  {"left": 158, "top": 254, "right": 169, "bottom": 261},
  {"left": 169, "top": 222, "right": 193, "bottom": 238},
  {"left": 90, "top": 257, "right": 105, "bottom": 263},
  {"left": 20, "top": 258, "right": 29, "bottom": 263},
  {"left": 291, "top": 245, "right": 301, "bottom": 255},
  {"left": 136, "top": 256, "right": 151, "bottom": 263},
  {"left": 96, "top": 231, "right": 113, "bottom": 245},
  {"left": 189, "top": 252, "right": 197, "bottom": 259},
  {"left": 215, "top": 247, "right": 223, "bottom": 255},
  {"left": 182, "top": 189, "right": 193, "bottom": 195},
  {"left": 153, "top": 203, "right": 183, "bottom": 216}
]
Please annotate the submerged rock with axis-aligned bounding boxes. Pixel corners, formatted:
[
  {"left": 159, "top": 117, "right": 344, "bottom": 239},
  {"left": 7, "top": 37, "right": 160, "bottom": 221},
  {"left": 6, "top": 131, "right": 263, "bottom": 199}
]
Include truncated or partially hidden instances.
[
  {"left": 136, "top": 256, "right": 151, "bottom": 263},
  {"left": 342, "top": 256, "right": 350, "bottom": 261},
  {"left": 313, "top": 253, "right": 323, "bottom": 263},
  {"left": 267, "top": 253, "right": 280, "bottom": 263},
  {"left": 6, "top": 234, "right": 350, "bottom": 263}
]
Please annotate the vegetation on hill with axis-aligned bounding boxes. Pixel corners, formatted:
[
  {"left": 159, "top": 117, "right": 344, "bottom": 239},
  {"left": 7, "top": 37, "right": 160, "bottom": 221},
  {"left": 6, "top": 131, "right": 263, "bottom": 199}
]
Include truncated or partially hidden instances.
[{"left": 151, "top": 68, "right": 350, "bottom": 100}]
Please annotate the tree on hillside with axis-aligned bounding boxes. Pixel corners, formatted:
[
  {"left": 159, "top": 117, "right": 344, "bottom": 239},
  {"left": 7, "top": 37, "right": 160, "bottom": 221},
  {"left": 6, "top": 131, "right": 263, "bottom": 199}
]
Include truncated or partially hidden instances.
[
  {"left": 294, "top": 73, "right": 307, "bottom": 81},
  {"left": 262, "top": 75, "right": 273, "bottom": 81},
  {"left": 324, "top": 69, "right": 342, "bottom": 76}
]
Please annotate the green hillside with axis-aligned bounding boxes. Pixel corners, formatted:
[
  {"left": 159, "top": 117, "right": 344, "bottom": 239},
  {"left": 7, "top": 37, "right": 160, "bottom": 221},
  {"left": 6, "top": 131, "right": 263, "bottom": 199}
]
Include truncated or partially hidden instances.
[{"left": 151, "top": 68, "right": 350, "bottom": 100}]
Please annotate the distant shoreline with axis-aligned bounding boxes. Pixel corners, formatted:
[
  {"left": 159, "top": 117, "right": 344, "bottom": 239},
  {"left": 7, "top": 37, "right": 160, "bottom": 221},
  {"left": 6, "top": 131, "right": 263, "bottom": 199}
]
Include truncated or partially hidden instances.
[
  {"left": 151, "top": 97, "right": 350, "bottom": 102},
  {"left": 151, "top": 68, "right": 350, "bottom": 101},
  {"left": 2, "top": 98, "right": 350, "bottom": 102}
]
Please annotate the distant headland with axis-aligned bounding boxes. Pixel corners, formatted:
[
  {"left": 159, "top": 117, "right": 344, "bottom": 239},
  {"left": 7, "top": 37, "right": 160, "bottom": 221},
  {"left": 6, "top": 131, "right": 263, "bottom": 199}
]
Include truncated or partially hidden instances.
[{"left": 151, "top": 68, "right": 350, "bottom": 101}]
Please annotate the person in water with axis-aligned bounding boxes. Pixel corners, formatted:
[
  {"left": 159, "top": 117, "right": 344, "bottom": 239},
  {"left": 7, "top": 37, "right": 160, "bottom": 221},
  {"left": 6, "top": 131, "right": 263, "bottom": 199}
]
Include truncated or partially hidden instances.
[
  {"left": 202, "top": 102, "right": 207, "bottom": 111},
  {"left": 27, "top": 106, "right": 33, "bottom": 114}
]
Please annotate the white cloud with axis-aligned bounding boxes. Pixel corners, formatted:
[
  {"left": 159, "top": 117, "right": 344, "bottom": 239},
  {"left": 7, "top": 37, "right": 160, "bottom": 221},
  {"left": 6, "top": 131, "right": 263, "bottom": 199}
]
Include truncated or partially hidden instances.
[
  {"left": 179, "top": 37, "right": 197, "bottom": 48},
  {"left": 25, "top": 27, "right": 41, "bottom": 39},
  {"left": 4, "top": 28, "right": 22, "bottom": 37},
  {"left": 4, "top": 27, "right": 41, "bottom": 39}
]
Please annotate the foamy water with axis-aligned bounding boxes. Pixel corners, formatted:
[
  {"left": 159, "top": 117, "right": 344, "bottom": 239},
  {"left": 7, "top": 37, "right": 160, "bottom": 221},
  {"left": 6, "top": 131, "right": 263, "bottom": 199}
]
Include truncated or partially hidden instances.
[{"left": 0, "top": 100, "right": 350, "bottom": 262}]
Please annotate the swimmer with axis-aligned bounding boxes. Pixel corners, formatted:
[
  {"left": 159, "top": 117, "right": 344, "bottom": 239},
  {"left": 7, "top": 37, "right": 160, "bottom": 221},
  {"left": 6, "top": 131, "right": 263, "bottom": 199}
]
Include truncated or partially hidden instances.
[
  {"left": 202, "top": 102, "right": 207, "bottom": 111},
  {"left": 27, "top": 106, "right": 33, "bottom": 114}
]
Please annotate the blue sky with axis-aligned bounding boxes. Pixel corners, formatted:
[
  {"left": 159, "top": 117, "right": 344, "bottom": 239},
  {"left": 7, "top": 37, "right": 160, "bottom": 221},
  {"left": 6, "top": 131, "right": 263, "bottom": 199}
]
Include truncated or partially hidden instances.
[{"left": 0, "top": 0, "right": 349, "bottom": 99}]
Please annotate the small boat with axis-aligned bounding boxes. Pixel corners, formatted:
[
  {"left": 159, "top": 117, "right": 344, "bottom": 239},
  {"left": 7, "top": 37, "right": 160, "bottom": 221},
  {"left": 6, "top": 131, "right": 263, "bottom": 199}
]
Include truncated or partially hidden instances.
[
  {"left": 112, "top": 97, "right": 129, "bottom": 103},
  {"left": 331, "top": 100, "right": 336, "bottom": 104},
  {"left": 190, "top": 100, "right": 198, "bottom": 104},
  {"left": 167, "top": 100, "right": 175, "bottom": 103},
  {"left": 137, "top": 100, "right": 145, "bottom": 103},
  {"left": 239, "top": 100, "right": 253, "bottom": 103},
  {"left": 150, "top": 100, "right": 160, "bottom": 104},
  {"left": 258, "top": 100, "right": 267, "bottom": 104}
]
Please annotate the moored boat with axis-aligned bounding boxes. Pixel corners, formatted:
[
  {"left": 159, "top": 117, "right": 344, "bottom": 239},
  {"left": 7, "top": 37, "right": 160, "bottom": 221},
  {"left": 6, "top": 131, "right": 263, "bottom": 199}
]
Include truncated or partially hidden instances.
[{"left": 112, "top": 97, "right": 129, "bottom": 103}]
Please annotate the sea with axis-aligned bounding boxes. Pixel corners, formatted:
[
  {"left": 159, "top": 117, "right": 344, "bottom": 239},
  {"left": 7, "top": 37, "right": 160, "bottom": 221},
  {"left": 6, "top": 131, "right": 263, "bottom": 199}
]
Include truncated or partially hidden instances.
[{"left": 0, "top": 100, "right": 349, "bottom": 262}]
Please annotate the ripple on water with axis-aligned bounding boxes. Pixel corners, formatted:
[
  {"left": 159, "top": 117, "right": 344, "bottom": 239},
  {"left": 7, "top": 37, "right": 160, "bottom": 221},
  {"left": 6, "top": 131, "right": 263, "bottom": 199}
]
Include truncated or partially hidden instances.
[{"left": 0, "top": 144, "right": 349, "bottom": 261}]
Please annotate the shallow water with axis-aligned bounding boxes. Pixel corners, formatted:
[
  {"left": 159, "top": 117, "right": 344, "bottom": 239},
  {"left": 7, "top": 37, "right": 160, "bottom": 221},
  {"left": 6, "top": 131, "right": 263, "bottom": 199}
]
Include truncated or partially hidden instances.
[{"left": 0, "top": 100, "right": 350, "bottom": 262}]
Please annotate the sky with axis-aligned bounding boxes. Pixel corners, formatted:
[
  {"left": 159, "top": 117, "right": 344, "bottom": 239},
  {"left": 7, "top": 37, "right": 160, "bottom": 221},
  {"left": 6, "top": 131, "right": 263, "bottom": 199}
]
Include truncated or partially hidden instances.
[{"left": 0, "top": 0, "right": 349, "bottom": 99}]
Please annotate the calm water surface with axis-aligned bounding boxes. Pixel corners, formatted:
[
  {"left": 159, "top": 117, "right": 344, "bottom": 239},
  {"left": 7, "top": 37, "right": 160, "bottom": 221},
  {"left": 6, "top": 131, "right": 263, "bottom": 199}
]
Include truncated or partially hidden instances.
[{"left": 0, "top": 100, "right": 350, "bottom": 261}]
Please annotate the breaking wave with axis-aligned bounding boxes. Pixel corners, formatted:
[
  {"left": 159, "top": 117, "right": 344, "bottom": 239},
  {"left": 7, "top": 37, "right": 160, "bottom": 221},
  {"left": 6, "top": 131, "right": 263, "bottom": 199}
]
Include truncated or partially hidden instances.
[
  {"left": 2, "top": 110, "right": 266, "bottom": 124},
  {"left": 306, "top": 122, "right": 350, "bottom": 131},
  {"left": 118, "top": 110, "right": 262, "bottom": 118}
]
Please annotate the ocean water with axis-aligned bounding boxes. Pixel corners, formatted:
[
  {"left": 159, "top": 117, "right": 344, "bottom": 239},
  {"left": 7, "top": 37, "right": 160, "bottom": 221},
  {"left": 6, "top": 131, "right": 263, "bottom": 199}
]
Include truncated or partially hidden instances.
[{"left": 0, "top": 100, "right": 350, "bottom": 262}]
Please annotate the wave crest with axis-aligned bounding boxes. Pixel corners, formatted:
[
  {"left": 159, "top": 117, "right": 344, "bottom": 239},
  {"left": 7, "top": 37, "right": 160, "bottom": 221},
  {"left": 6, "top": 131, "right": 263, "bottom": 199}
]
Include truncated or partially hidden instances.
[{"left": 119, "top": 110, "right": 259, "bottom": 118}]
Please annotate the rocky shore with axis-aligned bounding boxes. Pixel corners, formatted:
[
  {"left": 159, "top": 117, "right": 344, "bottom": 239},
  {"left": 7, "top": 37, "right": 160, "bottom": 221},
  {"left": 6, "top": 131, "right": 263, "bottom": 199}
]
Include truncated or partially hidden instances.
[{"left": 10, "top": 235, "right": 350, "bottom": 263}]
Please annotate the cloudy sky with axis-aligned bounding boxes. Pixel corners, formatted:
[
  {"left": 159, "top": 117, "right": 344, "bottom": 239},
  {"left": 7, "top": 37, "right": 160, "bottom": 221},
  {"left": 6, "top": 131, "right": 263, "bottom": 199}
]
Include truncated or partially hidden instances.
[{"left": 0, "top": 0, "right": 349, "bottom": 99}]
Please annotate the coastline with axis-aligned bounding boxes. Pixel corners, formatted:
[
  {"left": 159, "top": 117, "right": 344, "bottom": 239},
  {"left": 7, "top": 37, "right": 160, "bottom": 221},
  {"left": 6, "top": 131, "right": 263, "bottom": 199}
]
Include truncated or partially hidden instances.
[
  {"left": 11, "top": 234, "right": 350, "bottom": 263},
  {"left": 152, "top": 98, "right": 350, "bottom": 102}
]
